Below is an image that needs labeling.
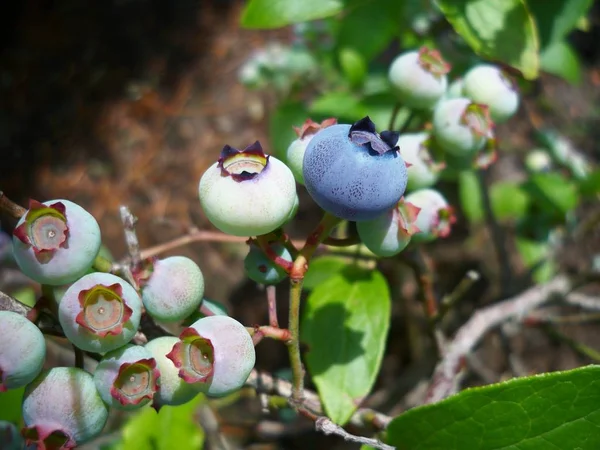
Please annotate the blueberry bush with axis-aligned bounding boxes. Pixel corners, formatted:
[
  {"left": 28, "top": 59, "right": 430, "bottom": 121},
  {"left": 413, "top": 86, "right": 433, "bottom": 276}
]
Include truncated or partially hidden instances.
[{"left": 1, "top": 0, "right": 599, "bottom": 449}]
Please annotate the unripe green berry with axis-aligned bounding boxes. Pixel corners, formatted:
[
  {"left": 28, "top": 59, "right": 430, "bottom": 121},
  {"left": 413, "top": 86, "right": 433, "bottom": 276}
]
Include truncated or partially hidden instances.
[
  {"left": 463, "top": 64, "right": 519, "bottom": 123},
  {"left": 58, "top": 273, "right": 142, "bottom": 353},
  {"left": 388, "top": 47, "right": 450, "bottom": 110},
  {"left": 199, "top": 142, "right": 297, "bottom": 237},
  {"left": 12, "top": 199, "right": 101, "bottom": 286},
  {"left": 244, "top": 242, "right": 292, "bottom": 285},
  {"left": 356, "top": 201, "right": 421, "bottom": 257},
  {"left": 93, "top": 344, "right": 159, "bottom": 410},
  {"left": 145, "top": 337, "right": 199, "bottom": 407},
  {"left": 432, "top": 98, "right": 493, "bottom": 156},
  {"left": 397, "top": 132, "right": 442, "bottom": 190},
  {"left": 404, "top": 189, "right": 455, "bottom": 242},
  {"left": 139, "top": 256, "right": 204, "bottom": 322},
  {"left": 0, "top": 420, "right": 23, "bottom": 450},
  {"left": 286, "top": 118, "right": 337, "bottom": 185},
  {"left": 167, "top": 316, "right": 255, "bottom": 397},
  {"left": 22, "top": 367, "right": 108, "bottom": 448},
  {"left": 0, "top": 311, "right": 46, "bottom": 392}
]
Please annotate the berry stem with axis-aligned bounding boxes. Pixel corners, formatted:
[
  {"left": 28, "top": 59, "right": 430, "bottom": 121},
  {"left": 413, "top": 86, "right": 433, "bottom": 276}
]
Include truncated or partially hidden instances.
[
  {"left": 287, "top": 212, "right": 342, "bottom": 405},
  {"left": 255, "top": 235, "right": 294, "bottom": 273},
  {"left": 92, "top": 255, "right": 113, "bottom": 273},
  {"left": 247, "top": 325, "right": 291, "bottom": 342},
  {"left": 0, "top": 191, "right": 26, "bottom": 219},
  {"left": 73, "top": 345, "right": 85, "bottom": 369}
]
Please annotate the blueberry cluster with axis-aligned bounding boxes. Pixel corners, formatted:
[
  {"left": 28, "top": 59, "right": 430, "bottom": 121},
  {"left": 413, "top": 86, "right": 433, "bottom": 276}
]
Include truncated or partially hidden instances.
[{"left": 2, "top": 199, "right": 255, "bottom": 449}]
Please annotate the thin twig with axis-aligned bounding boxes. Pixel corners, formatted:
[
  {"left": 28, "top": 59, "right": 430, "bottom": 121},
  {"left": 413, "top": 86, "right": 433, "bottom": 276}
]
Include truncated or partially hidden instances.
[
  {"left": 388, "top": 102, "right": 401, "bottom": 130},
  {"left": 398, "top": 111, "right": 416, "bottom": 134},
  {"left": 315, "top": 417, "right": 395, "bottom": 450},
  {"left": 266, "top": 285, "right": 279, "bottom": 328},
  {"left": 436, "top": 270, "right": 480, "bottom": 322},
  {"left": 119, "top": 206, "right": 142, "bottom": 270},
  {"left": 245, "top": 370, "right": 392, "bottom": 430},
  {"left": 0, "top": 191, "right": 26, "bottom": 219},
  {"left": 476, "top": 170, "right": 513, "bottom": 296},
  {"left": 425, "top": 275, "right": 570, "bottom": 403}
]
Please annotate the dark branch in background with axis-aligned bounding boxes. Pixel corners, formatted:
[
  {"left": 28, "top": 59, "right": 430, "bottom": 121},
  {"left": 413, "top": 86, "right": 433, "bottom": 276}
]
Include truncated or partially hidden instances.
[
  {"left": 425, "top": 275, "right": 571, "bottom": 403},
  {"left": 476, "top": 170, "right": 513, "bottom": 297},
  {"left": 0, "top": 291, "right": 64, "bottom": 336}
]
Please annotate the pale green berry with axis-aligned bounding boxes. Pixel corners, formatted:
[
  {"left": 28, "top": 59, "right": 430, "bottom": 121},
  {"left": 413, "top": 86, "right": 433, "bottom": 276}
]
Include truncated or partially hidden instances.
[
  {"left": 199, "top": 142, "right": 297, "bottom": 237},
  {"left": 388, "top": 47, "right": 450, "bottom": 110},
  {"left": 0, "top": 311, "right": 46, "bottom": 392},
  {"left": 463, "top": 64, "right": 519, "bottom": 123},
  {"left": 397, "top": 132, "right": 442, "bottom": 190},
  {"left": 22, "top": 367, "right": 108, "bottom": 448},
  {"left": 145, "top": 337, "right": 198, "bottom": 407},
  {"left": 404, "top": 189, "right": 455, "bottom": 242}
]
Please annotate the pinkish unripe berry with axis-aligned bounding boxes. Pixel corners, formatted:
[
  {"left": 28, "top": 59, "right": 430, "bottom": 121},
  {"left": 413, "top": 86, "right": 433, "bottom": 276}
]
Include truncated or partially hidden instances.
[
  {"left": 403, "top": 189, "right": 455, "bottom": 242},
  {"left": 286, "top": 118, "right": 337, "bottom": 185},
  {"left": 167, "top": 315, "right": 255, "bottom": 397},
  {"left": 199, "top": 142, "right": 297, "bottom": 237},
  {"left": 12, "top": 199, "right": 101, "bottom": 286},
  {"left": 145, "top": 337, "right": 199, "bottom": 407},
  {"left": 0, "top": 311, "right": 45, "bottom": 392},
  {"left": 356, "top": 201, "right": 421, "bottom": 257},
  {"left": 93, "top": 344, "right": 159, "bottom": 410},
  {"left": 388, "top": 47, "right": 450, "bottom": 110},
  {"left": 463, "top": 64, "right": 519, "bottom": 123},
  {"left": 138, "top": 256, "right": 205, "bottom": 322},
  {"left": 22, "top": 367, "right": 108, "bottom": 449},
  {"left": 58, "top": 273, "right": 142, "bottom": 353}
]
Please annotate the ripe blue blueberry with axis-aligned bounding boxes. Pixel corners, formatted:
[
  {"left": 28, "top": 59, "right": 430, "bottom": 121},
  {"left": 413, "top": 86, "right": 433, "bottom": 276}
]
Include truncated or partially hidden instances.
[
  {"left": 388, "top": 47, "right": 450, "bottom": 110},
  {"left": 12, "top": 199, "right": 101, "bottom": 285},
  {"left": 93, "top": 344, "right": 159, "bottom": 410},
  {"left": 22, "top": 367, "right": 109, "bottom": 449},
  {"left": 463, "top": 64, "right": 519, "bottom": 123},
  {"left": 244, "top": 241, "right": 292, "bottom": 285},
  {"left": 302, "top": 117, "right": 408, "bottom": 221},
  {"left": 0, "top": 311, "right": 46, "bottom": 392},
  {"left": 138, "top": 256, "right": 205, "bottom": 322},
  {"left": 403, "top": 189, "right": 455, "bottom": 242},
  {"left": 286, "top": 118, "right": 337, "bottom": 185},
  {"left": 58, "top": 272, "right": 142, "bottom": 353},
  {"left": 199, "top": 142, "right": 297, "bottom": 237},
  {"left": 356, "top": 201, "right": 421, "bottom": 257},
  {"left": 145, "top": 336, "right": 199, "bottom": 407},
  {"left": 167, "top": 315, "right": 255, "bottom": 397}
]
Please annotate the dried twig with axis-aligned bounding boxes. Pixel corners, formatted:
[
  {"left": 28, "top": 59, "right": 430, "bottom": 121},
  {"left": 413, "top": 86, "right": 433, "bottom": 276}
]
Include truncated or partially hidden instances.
[
  {"left": 119, "top": 206, "right": 142, "bottom": 269},
  {"left": 425, "top": 275, "right": 571, "bottom": 403},
  {"left": 315, "top": 417, "right": 395, "bottom": 450}
]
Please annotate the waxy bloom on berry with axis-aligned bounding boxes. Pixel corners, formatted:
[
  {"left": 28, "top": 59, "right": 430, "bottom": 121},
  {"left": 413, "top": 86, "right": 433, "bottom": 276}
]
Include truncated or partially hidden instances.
[
  {"left": 58, "top": 273, "right": 142, "bottom": 353},
  {"left": 199, "top": 142, "right": 297, "bottom": 237},
  {"left": 12, "top": 199, "right": 101, "bottom": 285}
]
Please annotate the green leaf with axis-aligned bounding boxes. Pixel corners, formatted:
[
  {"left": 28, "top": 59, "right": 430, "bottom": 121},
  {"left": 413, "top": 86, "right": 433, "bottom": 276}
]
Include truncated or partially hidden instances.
[
  {"left": 527, "top": 172, "right": 579, "bottom": 215},
  {"left": 0, "top": 387, "right": 24, "bottom": 424},
  {"left": 458, "top": 170, "right": 484, "bottom": 224},
  {"left": 527, "top": 0, "right": 593, "bottom": 49},
  {"left": 309, "top": 92, "right": 369, "bottom": 122},
  {"left": 516, "top": 236, "right": 555, "bottom": 283},
  {"left": 339, "top": 48, "right": 367, "bottom": 87},
  {"left": 241, "top": 0, "right": 343, "bottom": 29},
  {"left": 119, "top": 396, "right": 204, "bottom": 450},
  {"left": 10, "top": 287, "right": 37, "bottom": 308},
  {"left": 578, "top": 169, "right": 600, "bottom": 197},
  {"left": 540, "top": 40, "right": 581, "bottom": 84},
  {"left": 302, "top": 266, "right": 391, "bottom": 425},
  {"left": 490, "top": 182, "right": 530, "bottom": 221},
  {"left": 303, "top": 256, "right": 348, "bottom": 290},
  {"left": 269, "top": 101, "right": 309, "bottom": 158},
  {"left": 387, "top": 365, "right": 600, "bottom": 449},
  {"left": 335, "top": 0, "right": 401, "bottom": 60},
  {"left": 434, "top": 0, "right": 539, "bottom": 79}
]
